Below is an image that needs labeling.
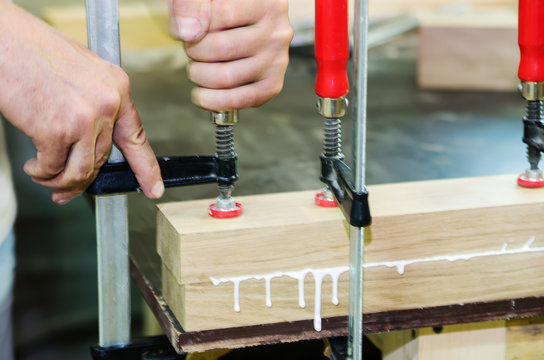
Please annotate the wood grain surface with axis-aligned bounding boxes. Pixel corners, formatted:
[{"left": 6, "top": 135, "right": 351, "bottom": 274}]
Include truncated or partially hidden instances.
[{"left": 157, "top": 175, "right": 544, "bottom": 332}]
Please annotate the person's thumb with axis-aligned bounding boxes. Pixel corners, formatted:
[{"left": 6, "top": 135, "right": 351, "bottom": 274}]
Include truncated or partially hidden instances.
[{"left": 169, "top": 0, "right": 211, "bottom": 43}]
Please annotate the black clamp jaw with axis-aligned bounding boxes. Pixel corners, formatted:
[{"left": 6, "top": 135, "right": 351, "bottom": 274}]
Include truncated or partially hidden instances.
[
  {"left": 88, "top": 110, "right": 239, "bottom": 196},
  {"left": 320, "top": 154, "right": 371, "bottom": 228},
  {"left": 87, "top": 155, "right": 238, "bottom": 195}
]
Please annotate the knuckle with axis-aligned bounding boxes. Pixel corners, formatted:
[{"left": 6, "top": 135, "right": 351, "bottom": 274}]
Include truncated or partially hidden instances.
[
  {"left": 114, "top": 67, "right": 131, "bottom": 93},
  {"left": 277, "top": 0, "right": 290, "bottom": 12},
  {"left": 99, "top": 88, "right": 122, "bottom": 118},
  {"left": 256, "top": 78, "right": 283, "bottom": 107},
  {"left": 269, "top": 79, "right": 284, "bottom": 99},
  {"left": 46, "top": 161, "right": 65, "bottom": 176},
  {"left": 276, "top": 53, "right": 290, "bottom": 72},
  {"left": 117, "top": 122, "right": 147, "bottom": 148},
  {"left": 95, "top": 152, "right": 110, "bottom": 168},
  {"left": 287, "top": 25, "right": 295, "bottom": 44},
  {"left": 131, "top": 125, "right": 147, "bottom": 147},
  {"left": 275, "top": 24, "right": 295, "bottom": 46}
]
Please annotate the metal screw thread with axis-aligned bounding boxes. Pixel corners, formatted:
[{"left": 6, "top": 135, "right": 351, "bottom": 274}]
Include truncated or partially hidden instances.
[
  {"left": 217, "top": 184, "right": 235, "bottom": 204},
  {"left": 525, "top": 101, "right": 543, "bottom": 170},
  {"left": 215, "top": 125, "right": 236, "bottom": 203},
  {"left": 216, "top": 125, "right": 234, "bottom": 159},
  {"left": 525, "top": 100, "right": 543, "bottom": 121},
  {"left": 528, "top": 146, "right": 541, "bottom": 170},
  {"left": 323, "top": 118, "right": 342, "bottom": 158}
]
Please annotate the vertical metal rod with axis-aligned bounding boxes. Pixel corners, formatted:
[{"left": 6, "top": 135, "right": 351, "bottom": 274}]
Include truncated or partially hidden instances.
[
  {"left": 86, "top": 0, "right": 131, "bottom": 347},
  {"left": 348, "top": 0, "right": 368, "bottom": 358}
]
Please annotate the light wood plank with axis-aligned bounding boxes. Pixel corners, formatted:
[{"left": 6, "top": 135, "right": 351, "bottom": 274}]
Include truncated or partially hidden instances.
[
  {"left": 157, "top": 191, "right": 348, "bottom": 283},
  {"left": 506, "top": 317, "right": 544, "bottom": 360},
  {"left": 42, "top": 3, "right": 178, "bottom": 49},
  {"left": 417, "top": 322, "right": 507, "bottom": 360},
  {"left": 157, "top": 175, "right": 544, "bottom": 332},
  {"left": 373, "top": 317, "right": 544, "bottom": 360},
  {"left": 417, "top": 6, "right": 518, "bottom": 91}
]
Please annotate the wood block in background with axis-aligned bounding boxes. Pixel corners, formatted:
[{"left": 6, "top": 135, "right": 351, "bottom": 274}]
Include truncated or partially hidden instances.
[
  {"left": 42, "top": 3, "right": 178, "bottom": 49},
  {"left": 505, "top": 317, "right": 544, "bottom": 359},
  {"left": 418, "top": 6, "right": 518, "bottom": 91},
  {"left": 156, "top": 175, "right": 544, "bottom": 332},
  {"left": 369, "top": 317, "right": 544, "bottom": 359},
  {"left": 41, "top": 3, "right": 188, "bottom": 69}
]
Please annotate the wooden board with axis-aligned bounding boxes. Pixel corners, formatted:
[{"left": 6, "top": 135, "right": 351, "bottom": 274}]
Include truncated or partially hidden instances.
[
  {"left": 42, "top": 3, "right": 179, "bottom": 49},
  {"left": 42, "top": 3, "right": 189, "bottom": 70},
  {"left": 417, "top": 5, "right": 518, "bottom": 91},
  {"left": 505, "top": 317, "right": 544, "bottom": 359},
  {"left": 156, "top": 175, "right": 544, "bottom": 333},
  {"left": 369, "top": 317, "right": 544, "bottom": 360}
]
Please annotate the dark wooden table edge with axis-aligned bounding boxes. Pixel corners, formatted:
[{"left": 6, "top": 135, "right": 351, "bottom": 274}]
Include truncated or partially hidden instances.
[{"left": 130, "top": 258, "right": 544, "bottom": 353}]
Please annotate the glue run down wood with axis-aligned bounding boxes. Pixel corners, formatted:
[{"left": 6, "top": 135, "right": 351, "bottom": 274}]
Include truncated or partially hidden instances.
[
  {"left": 157, "top": 175, "right": 544, "bottom": 332},
  {"left": 210, "top": 237, "right": 544, "bottom": 331}
]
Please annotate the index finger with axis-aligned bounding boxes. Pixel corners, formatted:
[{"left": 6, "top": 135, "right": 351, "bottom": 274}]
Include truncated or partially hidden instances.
[{"left": 113, "top": 99, "right": 164, "bottom": 200}]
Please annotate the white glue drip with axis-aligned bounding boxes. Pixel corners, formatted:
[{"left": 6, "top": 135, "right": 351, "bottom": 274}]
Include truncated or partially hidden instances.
[
  {"left": 211, "top": 267, "right": 349, "bottom": 331},
  {"left": 284, "top": 270, "right": 310, "bottom": 308},
  {"left": 312, "top": 269, "right": 327, "bottom": 332},
  {"left": 297, "top": 275, "right": 306, "bottom": 308},
  {"left": 329, "top": 267, "right": 347, "bottom": 305},
  {"left": 209, "top": 237, "right": 543, "bottom": 331},
  {"left": 366, "top": 237, "right": 544, "bottom": 275},
  {"left": 211, "top": 275, "right": 252, "bottom": 312},
  {"left": 264, "top": 275, "right": 275, "bottom": 307}
]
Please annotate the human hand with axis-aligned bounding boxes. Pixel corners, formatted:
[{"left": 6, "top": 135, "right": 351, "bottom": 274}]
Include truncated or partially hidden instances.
[
  {"left": 169, "top": 0, "right": 293, "bottom": 111},
  {"left": 0, "top": 2, "right": 164, "bottom": 204}
]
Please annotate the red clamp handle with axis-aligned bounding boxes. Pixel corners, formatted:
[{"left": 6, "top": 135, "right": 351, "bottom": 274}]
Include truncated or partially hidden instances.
[
  {"left": 315, "top": 0, "right": 349, "bottom": 98},
  {"left": 519, "top": 0, "right": 544, "bottom": 82}
]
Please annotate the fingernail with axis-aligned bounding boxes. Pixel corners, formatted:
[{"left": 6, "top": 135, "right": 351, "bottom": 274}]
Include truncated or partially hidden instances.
[
  {"left": 55, "top": 198, "right": 69, "bottom": 205},
  {"left": 175, "top": 17, "right": 201, "bottom": 42},
  {"left": 151, "top": 181, "right": 165, "bottom": 199}
]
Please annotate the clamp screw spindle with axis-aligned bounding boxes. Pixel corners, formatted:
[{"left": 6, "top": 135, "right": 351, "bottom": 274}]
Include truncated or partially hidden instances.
[
  {"left": 526, "top": 101, "right": 542, "bottom": 170},
  {"left": 209, "top": 111, "right": 243, "bottom": 218}
]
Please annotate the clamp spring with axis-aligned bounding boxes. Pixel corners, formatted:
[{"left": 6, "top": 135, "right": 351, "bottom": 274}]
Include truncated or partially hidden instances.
[
  {"left": 216, "top": 125, "right": 235, "bottom": 159},
  {"left": 323, "top": 117, "right": 343, "bottom": 158}
]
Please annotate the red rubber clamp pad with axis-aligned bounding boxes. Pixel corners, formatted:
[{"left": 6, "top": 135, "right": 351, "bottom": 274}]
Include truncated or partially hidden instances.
[
  {"left": 314, "top": 0, "right": 349, "bottom": 98},
  {"left": 208, "top": 202, "right": 243, "bottom": 219},
  {"left": 517, "top": 173, "right": 544, "bottom": 188},
  {"left": 518, "top": 0, "right": 544, "bottom": 82},
  {"left": 314, "top": 191, "right": 338, "bottom": 208}
]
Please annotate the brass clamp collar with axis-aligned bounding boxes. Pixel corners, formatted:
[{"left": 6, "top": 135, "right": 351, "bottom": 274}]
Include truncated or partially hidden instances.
[
  {"left": 317, "top": 97, "right": 348, "bottom": 118},
  {"left": 519, "top": 81, "right": 544, "bottom": 101},
  {"left": 212, "top": 110, "right": 238, "bottom": 126}
]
